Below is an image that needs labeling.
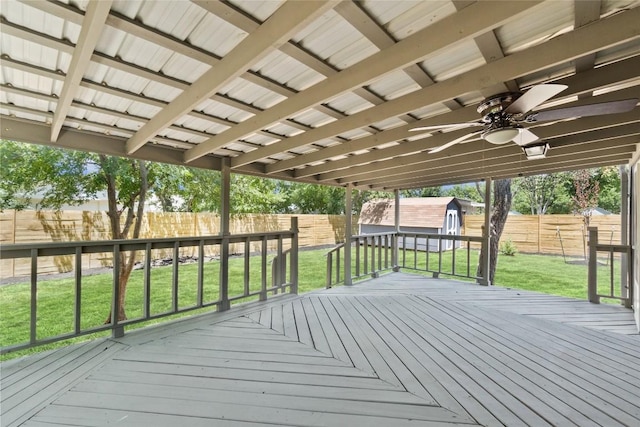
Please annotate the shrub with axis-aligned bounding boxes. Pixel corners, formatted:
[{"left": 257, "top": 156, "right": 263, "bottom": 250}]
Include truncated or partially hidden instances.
[{"left": 500, "top": 239, "right": 518, "bottom": 256}]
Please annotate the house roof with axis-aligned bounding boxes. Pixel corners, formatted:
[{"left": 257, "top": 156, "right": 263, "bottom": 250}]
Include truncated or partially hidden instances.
[
  {"left": 1, "top": 1, "right": 639, "bottom": 191},
  {"left": 359, "top": 197, "right": 460, "bottom": 228}
]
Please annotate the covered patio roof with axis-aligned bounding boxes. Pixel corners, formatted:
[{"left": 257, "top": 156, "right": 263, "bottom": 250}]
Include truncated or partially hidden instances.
[{"left": 1, "top": 0, "right": 639, "bottom": 190}]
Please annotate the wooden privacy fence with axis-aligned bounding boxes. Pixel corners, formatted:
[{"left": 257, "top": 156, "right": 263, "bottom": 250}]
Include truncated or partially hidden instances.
[
  {"left": 0, "top": 210, "right": 355, "bottom": 278},
  {"left": 0, "top": 210, "right": 623, "bottom": 278},
  {"left": 464, "top": 214, "right": 622, "bottom": 257}
]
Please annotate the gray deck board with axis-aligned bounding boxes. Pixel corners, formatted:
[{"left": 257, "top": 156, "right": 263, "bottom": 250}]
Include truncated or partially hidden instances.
[{"left": 2, "top": 272, "right": 639, "bottom": 426}]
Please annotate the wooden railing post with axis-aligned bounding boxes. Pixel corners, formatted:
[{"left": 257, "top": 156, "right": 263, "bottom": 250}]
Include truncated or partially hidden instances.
[
  {"left": 220, "top": 235, "right": 230, "bottom": 310},
  {"left": 326, "top": 254, "right": 333, "bottom": 289},
  {"left": 219, "top": 158, "right": 231, "bottom": 311},
  {"left": 111, "top": 244, "right": 124, "bottom": 338},
  {"left": 587, "top": 227, "right": 599, "bottom": 304},
  {"left": 393, "top": 189, "right": 400, "bottom": 272},
  {"left": 260, "top": 236, "right": 268, "bottom": 301},
  {"left": 290, "top": 217, "right": 299, "bottom": 295}
]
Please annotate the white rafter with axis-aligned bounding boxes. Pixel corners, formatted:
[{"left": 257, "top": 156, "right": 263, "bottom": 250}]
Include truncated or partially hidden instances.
[
  {"left": 228, "top": 3, "right": 638, "bottom": 169},
  {"left": 50, "top": 0, "right": 113, "bottom": 142},
  {"left": 125, "top": 0, "right": 339, "bottom": 155},
  {"left": 183, "top": 0, "right": 542, "bottom": 163}
]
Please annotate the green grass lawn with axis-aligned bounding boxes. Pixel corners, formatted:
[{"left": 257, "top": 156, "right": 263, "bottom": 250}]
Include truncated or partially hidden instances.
[{"left": 0, "top": 247, "right": 624, "bottom": 360}]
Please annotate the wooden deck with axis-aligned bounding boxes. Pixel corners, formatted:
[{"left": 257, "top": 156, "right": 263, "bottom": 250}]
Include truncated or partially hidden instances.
[{"left": 2, "top": 273, "right": 639, "bottom": 426}]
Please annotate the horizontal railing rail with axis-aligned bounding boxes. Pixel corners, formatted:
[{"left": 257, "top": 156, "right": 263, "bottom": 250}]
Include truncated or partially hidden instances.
[
  {"left": 326, "top": 231, "right": 485, "bottom": 288},
  {"left": 0, "top": 219, "right": 298, "bottom": 354},
  {"left": 397, "top": 232, "right": 484, "bottom": 281},
  {"left": 587, "top": 226, "right": 632, "bottom": 307}
]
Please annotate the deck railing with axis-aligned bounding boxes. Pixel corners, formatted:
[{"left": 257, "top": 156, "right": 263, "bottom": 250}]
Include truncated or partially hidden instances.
[
  {"left": 397, "top": 232, "right": 484, "bottom": 281},
  {"left": 587, "top": 226, "right": 632, "bottom": 307},
  {"left": 0, "top": 218, "right": 298, "bottom": 354},
  {"left": 326, "top": 231, "right": 484, "bottom": 288}
]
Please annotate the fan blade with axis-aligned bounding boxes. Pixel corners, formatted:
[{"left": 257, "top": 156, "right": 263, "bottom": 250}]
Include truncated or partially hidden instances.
[
  {"left": 429, "top": 130, "right": 483, "bottom": 154},
  {"left": 527, "top": 98, "right": 638, "bottom": 123},
  {"left": 505, "top": 84, "right": 568, "bottom": 114},
  {"left": 513, "top": 128, "right": 539, "bottom": 146},
  {"left": 410, "top": 122, "right": 482, "bottom": 132}
]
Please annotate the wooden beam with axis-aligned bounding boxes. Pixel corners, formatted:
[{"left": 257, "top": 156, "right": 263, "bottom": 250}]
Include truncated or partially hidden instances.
[
  {"left": 366, "top": 151, "right": 635, "bottom": 190},
  {"left": 573, "top": 0, "right": 601, "bottom": 77},
  {"left": 346, "top": 143, "right": 638, "bottom": 190},
  {"left": 357, "top": 137, "right": 639, "bottom": 188},
  {"left": 228, "top": 6, "right": 640, "bottom": 168},
  {"left": 185, "top": 1, "right": 542, "bottom": 163},
  {"left": 125, "top": 0, "right": 338, "bottom": 154},
  {"left": 377, "top": 152, "right": 634, "bottom": 190},
  {"left": 271, "top": 58, "right": 640, "bottom": 175},
  {"left": 314, "top": 109, "right": 640, "bottom": 182},
  {"left": 334, "top": 1, "right": 462, "bottom": 110},
  {"left": 50, "top": 0, "right": 112, "bottom": 142},
  {"left": 1, "top": 116, "right": 221, "bottom": 171}
]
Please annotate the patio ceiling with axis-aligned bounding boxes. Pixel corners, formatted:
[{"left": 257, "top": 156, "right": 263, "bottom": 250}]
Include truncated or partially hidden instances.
[{"left": 1, "top": 0, "right": 639, "bottom": 190}]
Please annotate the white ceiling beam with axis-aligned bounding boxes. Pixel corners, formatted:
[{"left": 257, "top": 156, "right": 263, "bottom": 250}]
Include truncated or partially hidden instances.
[
  {"left": 28, "top": 0, "right": 299, "bottom": 100},
  {"left": 574, "top": 0, "right": 601, "bottom": 78},
  {"left": 229, "top": 6, "right": 640, "bottom": 168},
  {"left": 2, "top": 116, "right": 221, "bottom": 170},
  {"left": 378, "top": 155, "right": 633, "bottom": 190},
  {"left": 362, "top": 139, "right": 638, "bottom": 189},
  {"left": 2, "top": 53, "right": 241, "bottom": 131},
  {"left": 271, "top": 56, "right": 640, "bottom": 175},
  {"left": 334, "top": 1, "right": 462, "bottom": 111},
  {"left": 314, "top": 108, "right": 640, "bottom": 182},
  {"left": 304, "top": 115, "right": 640, "bottom": 183},
  {"left": 184, "top": 0, "right": 542, "bottom": 163},
  {"left": 451, "top": 1, "right": 518, "bottom": 95},
  {"left": 125, "top": 1, "right": 338, "bottom": 154},
  {"left": 375, "top": 147, "right": 637, "bottom": 190},
  {"left": 50, "top": 0, "right": 112, "bottom": 142},
  {"left": 356, "top": 135, "right": 639, "bottom": 188}
]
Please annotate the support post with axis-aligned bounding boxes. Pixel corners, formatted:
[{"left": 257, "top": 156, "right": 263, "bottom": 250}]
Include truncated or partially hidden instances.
[
  {"left": 111, "top": 244, "right": 124, "bottom": 338},
  {"left": 344, "top": 184, "right": 353, "bottom": 285},
  {"left": 588, "top": 226, "right": 599, "bottom": 303},
  {"left": 478, "top": 178, "right": 491, "bottom": 286},
  {"left": 393, "top": 189, "right": 401, "bottom": 272},
  {"left": 219, "top": 158, "right": 231, "bottom": 311},
  {"left": 290, "top": 217, "right": 299, "bottom": 294},
  {"left": 620, "top": 165, "right": 630, "bottom": 307}
]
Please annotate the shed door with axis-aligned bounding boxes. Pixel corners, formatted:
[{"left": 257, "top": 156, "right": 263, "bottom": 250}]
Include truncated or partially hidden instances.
[{"left": 445, "top": 210, "right": 458, "bottom": 250}]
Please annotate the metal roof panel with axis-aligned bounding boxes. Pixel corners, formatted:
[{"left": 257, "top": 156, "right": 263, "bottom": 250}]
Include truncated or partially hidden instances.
[{"left": 364, "top": 0, "right": 456, "bottom": 41}]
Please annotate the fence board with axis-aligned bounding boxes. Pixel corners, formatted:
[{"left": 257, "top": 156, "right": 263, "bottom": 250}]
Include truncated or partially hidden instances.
[
  {"left": 1, "top": 211, "right": 351, "bottom": 279},
  {"left": 464, "top": 214, "right": 622, "bottom": 257},
  {"left": 3, "top": 210, "right": 622, "bottom": 280}
]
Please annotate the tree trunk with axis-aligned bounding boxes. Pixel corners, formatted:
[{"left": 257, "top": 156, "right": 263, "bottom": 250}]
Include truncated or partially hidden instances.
[
  {"left": 102, "top": 158, "right": 149, "bottom": 323},
  {"left": 477, "top": 179, "right": 512, "bottom": 284}
]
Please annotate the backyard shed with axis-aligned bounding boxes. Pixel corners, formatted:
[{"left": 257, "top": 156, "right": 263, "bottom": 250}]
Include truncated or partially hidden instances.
[{"left": 359, "top": 197, "right": 464, "bottom": 251}]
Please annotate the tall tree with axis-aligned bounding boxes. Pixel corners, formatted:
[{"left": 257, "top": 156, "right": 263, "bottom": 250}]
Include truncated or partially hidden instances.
[
  {"left": 1, "top": 141, "right": 152, "bottom": 321},
  {"left": 443, "top": 183, "right": 485, "bottom": 202},
  {"left": 571, "top": 169, "right": 600, "bottom": 229},
  {"left": 230, "top": 175, "right": 288, "bottom": 214},
  {"left": 594, "top": 166, "right": 621, "bottom": 213},
  {"left": 513, "top": 174, "right": 566, "bottom": 214},
  {"left": 288, "top": 183, "right": 345, "bottom": 214},
  {"left": 401, "top": 186, "right": 442, "bottom": 198},
  {"left": 152, "top": 165, "right": 221, "bottom": 212},
  {"left": 476, "top": 179, "right": 512, "bottom": 284}
]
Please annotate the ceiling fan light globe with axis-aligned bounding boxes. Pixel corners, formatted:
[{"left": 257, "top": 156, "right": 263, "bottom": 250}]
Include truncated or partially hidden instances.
[{"left": 482, "top": 127, "right": 520, "bottom": 144}]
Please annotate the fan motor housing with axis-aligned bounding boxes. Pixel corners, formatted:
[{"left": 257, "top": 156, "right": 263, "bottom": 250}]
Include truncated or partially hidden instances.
[{"left": 477, "top": 92, "right": 520, "bottom": 118}]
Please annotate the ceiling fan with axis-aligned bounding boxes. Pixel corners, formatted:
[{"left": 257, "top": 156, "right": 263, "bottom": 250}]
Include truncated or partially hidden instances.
[{"left": 411, "top": 84, "right": 638, "bottom": 155}]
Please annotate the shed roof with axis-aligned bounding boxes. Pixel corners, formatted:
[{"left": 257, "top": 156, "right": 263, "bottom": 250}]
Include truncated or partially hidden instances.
[
  {"left": 1, "top": 1, "right": 639, "bottom": 190},
  {"left": 359, "top": 197, "right": 461, "bottom": 228}
]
